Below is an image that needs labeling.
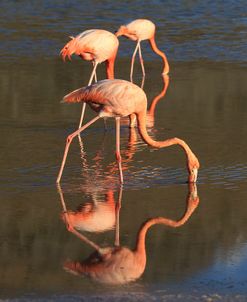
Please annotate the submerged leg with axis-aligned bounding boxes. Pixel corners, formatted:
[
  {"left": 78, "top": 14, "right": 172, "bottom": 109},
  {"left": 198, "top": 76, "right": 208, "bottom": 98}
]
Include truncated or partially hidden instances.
[
  {"left": 115, "top": 117, "right": 123, "bottom": 184},
  {"left": 130, "top": 41, "right": 140, "bottom": 82},
  {"left": 57, "top": 115, "right": 100, "bottom": 183},
  {"left": 78, "top": 62, "right": 99, "bottom": 129}
]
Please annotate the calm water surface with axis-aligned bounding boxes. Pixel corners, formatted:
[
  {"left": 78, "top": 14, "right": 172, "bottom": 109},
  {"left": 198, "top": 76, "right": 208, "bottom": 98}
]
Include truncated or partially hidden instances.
[{"left": 0, "top": 1, "right": 247, "bottom": 301}]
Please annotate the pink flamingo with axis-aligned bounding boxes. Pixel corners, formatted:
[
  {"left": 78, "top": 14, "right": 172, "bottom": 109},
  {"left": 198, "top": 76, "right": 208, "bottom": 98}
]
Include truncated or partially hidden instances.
[
  {"left": 115, "top": 19, "right": 169, "bottom": 81},
  {"left": 62, "top": 183, "right": 199, "bottom": 285},
  {"left": 56, "top": 79, "right": 199, "bottom": 184},
  {"left": 60, "top": 29, "right": 119, "bottom": 128}
]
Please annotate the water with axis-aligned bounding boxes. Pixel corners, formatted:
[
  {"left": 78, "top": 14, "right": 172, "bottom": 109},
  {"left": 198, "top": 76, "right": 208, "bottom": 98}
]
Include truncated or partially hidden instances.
[{"left": 0, "top": 1, "right": 247, "bottom": 300}]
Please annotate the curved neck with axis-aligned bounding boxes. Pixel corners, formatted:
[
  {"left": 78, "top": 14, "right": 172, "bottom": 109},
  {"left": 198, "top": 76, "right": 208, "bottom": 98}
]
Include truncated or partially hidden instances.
[
  {"left": 149, "top": 36, "right": 169, "bottom": 74},
  {"left": 136, "top": 110, "right": 199, "bottom": 182},
  {"left": 135, "top": 185, "right": 199, "bottom": 258},
  {"left": 137, "top": 110, "right": 193, "bottom": 156}
]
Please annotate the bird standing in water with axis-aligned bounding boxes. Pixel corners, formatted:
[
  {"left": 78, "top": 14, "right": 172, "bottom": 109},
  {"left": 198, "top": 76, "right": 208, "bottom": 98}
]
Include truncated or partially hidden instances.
[
  {"left": 56, "top": 79, "right": 199, "bottom": 184},
  {"left": 60, "top": 29, "right": 119, "bottom": 128},
  {"left": 115, "top": 19, "right": 169, "bottom": 81}
]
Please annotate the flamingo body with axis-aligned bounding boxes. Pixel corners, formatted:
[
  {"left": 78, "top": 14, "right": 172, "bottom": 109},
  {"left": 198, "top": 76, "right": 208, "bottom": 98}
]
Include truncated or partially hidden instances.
[
  {"left": 61, "top": 29, "right": 119, "bottom": 65},
  {"left": 63, "top": 79, "right": 147, "bottom": 118},
  {"left": 117, "top": 19, "right": 155, "bottom": 41}
]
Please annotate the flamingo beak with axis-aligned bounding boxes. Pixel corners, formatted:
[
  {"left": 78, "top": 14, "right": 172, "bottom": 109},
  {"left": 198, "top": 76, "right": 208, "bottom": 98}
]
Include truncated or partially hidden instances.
[{"left": 189, "top": 168, "right": 198, "bottom": 183}]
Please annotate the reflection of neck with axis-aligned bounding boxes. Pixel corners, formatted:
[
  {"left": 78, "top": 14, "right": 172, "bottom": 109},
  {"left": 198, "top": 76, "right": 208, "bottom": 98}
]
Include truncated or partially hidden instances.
[
  {"left": 148, "top": 75, "right": 169, "bottom": 118},
  {"left": 135, "top": 187, "right": 199, "bottom": 264}
]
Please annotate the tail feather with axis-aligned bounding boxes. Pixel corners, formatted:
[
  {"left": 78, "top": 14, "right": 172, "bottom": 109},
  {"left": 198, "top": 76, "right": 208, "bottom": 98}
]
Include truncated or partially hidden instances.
[{"left": 62, "top": 87, "right": 87, "bottom": 103}]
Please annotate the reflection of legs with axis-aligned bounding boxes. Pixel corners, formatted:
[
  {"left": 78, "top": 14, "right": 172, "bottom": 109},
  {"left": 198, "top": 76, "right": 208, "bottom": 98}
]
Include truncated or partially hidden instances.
[
  {"left": 57, "top": 116, "right": 100, "bottom": 183},
  {"left": 114, "top": 185, "right": 123, "bottom": 247},
  {"left": 130, "top": 41, "right": 140, "bottom": 82},
  {"left": 138, "top": 42, "right": 145, "bottom": 78},
  {"left": 57, "top": 183, "right": 101, "bottom": 252},
  {"left": 78, "top": 62, "right": 99, "bottom": 129},
  {"left": 115, "top": 117, "right": 123, "bottom": 184}
]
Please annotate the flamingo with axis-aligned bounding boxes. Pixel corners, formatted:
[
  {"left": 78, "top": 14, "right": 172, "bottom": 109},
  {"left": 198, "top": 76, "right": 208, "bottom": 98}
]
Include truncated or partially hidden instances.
[
  {"left": 115, "top": 19, "right": 169, "bottom": 81},
  {"left": 62, "top": 183, "right": 199, "bottom": 284},
  {"left": 60, "top": 29, "right": 119, "bottom": 128},
  {"left": 56, "top": 79, "right": 199, "bottom": 184}
]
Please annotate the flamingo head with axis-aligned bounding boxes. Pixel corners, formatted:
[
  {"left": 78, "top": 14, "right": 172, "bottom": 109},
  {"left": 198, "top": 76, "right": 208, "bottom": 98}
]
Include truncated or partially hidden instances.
[
  {"left": 187, "top": 154, "right": 200, "bottom": 183},
  {"left": 60, "top": 36, "right": 77, "bottom": 61},
  {"left": 115, "top": 26, "right": 127, "bottom": 37}
]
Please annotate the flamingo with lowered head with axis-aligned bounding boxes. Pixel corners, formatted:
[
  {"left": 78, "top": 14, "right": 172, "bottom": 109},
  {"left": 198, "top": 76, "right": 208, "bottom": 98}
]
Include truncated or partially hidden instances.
[
  {"left": 60, "top": 29, "right": 119, "bottom": 128},
  {"left": 56, "top": 79, "right": 199, "bottom": 184},
  {"left": 115, "top": 19, "right": 169, "bottom": 81}
]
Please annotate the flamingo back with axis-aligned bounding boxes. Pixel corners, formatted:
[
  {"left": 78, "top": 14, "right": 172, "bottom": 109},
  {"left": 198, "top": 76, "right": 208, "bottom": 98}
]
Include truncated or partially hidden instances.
[
  {"left": 117, "top": 19, "right": 155, "bottom": 41},
  {"left": 63, "top": 79, "right": 148, "bottom": 118},
  {"left": 61, "top": 29, "right": 119, "bottom": 63}
]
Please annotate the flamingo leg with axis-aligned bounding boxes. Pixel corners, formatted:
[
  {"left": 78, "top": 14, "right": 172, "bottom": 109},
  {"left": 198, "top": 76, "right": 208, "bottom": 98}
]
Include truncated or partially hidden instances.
[
  {"left": 57, "top": 183, "right": 101, "bottom": 252},
  {"left": 114, "top": 185, "right": 123, "bottom": 247},
  {"left": 78, "top": 62, "right": 99, "bottom": 129},
  {"left": 115, "top": 117, "right": 124, "bottom": 184},
  {"left": 138, "top": 42, "right": 145, "bottom": 78},
  {"left": 130, "top": 41, "right": 140, "bottom": 82},
  {"left": 57, "top": 115, "right": 100, "bottom": 183},
  {"left": 92, "top": 61, "right": 98, "bottom": 83}
]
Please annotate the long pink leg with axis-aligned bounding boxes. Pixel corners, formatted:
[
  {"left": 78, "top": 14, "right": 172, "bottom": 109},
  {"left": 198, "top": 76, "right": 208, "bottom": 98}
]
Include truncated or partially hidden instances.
[
  {"left": 130, "top": 41, "right": 140, "bottom": 82},
  {"left": 78, "top": 62, "right": 99, "bottom": 129},
  {"left": 115, "top": 117, "right": 123, "bottom": 184},
  {"left": 138, "top": 42, "right": 145, "bottom": 78},
  {"left": 93, "top": 61, "right": 98, "bottom": 83},
  {"left": 57, "top": 115, "right": 100, "bottom": 183}
]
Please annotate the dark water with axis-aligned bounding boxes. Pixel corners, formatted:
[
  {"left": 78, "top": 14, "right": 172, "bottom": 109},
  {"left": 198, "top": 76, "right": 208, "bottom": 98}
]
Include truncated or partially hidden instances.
[{"left": 1, "top": 1, "right": 247, "bottom": 301}]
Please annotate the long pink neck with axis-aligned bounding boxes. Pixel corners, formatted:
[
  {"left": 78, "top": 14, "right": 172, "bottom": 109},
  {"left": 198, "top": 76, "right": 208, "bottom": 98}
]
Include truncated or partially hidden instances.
[
  {"left": 148, "top": 75, "right": 169, "bottom": 117},
  {"left": 149, "top": 36, "right": 169, "bottom": 74},
  {"left": 136, "top": 110, "right": 196, "bottom": 167}
]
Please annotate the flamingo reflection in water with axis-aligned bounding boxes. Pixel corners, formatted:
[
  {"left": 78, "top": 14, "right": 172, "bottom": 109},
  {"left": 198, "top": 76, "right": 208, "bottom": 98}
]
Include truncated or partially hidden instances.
[
  {"left": 59, "top": 128, "right": 137, "bottom": 243},
  {"left": 58, "top": 183, "right": 199, "bottom": 285}
]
